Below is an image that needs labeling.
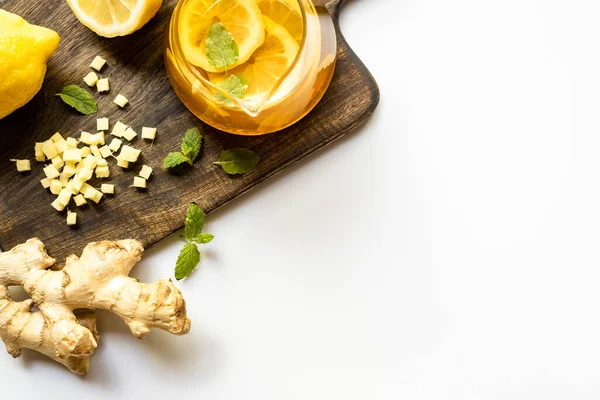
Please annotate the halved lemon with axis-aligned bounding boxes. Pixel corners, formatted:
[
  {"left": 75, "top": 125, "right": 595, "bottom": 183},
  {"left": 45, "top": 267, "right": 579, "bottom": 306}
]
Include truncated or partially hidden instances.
[
  {"left": 209, "top": 16, "right": 299, "bottom": 99},
  {"left": 66, "top": 0, "right": 163, "bottom": 37},
  {"left": 258, "top": 0, "right": 303, "bottom": 44},
  {"left": 179, "top": 0, "right": 265, "bottom": 72}
]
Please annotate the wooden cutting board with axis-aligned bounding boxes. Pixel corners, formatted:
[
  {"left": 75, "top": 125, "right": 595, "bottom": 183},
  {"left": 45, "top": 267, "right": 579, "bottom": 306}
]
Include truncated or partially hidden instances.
[{"left": 0, "top": 0, "right": 379, "bottom": 261}]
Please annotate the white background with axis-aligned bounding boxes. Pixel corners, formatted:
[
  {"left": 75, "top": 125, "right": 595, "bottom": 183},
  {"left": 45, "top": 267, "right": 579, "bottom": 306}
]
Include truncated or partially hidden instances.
[{"left": 4, "top": 0, "right": 600, "bottom": 398}]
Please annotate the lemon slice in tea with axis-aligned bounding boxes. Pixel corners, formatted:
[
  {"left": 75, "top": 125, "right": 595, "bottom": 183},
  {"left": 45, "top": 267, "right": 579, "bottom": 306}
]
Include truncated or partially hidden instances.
[
  {"left": 179, "top": 0, "right": 265, "bottom": 72},
  {"left": 209, "top": 16, "right": 300, "bottom": 103},
  {"left": 258, "top": 0, "right": 303, "bottom": 43}
]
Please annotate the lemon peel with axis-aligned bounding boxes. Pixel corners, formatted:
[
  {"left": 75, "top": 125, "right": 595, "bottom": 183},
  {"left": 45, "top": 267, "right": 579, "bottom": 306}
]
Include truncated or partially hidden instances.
[{"left": 0, "top": 10, "right": 60, "bottom": 120}]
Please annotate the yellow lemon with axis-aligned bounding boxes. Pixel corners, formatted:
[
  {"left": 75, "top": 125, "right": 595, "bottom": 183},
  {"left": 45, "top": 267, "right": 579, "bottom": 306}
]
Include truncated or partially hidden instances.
[
  {"left": 179, "top": 0, "right": 265, "bottom": 72},
  {"left": 209, "top": 16, "right": 299, "bottom": 99},
  {"left": 66, "top": 0, "right": 163, "bottom": 38},
  {"left": 0, "top": 10, "right": 60, "bottom": 120},
  {"left": 258, "top": 0, "right": 303, "bottom": 44}
]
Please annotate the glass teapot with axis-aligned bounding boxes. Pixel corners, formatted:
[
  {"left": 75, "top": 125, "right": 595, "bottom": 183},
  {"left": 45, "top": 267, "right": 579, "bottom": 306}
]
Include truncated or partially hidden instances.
[{"left": 165, "top": 0, "right": 337, "bottom": 135}]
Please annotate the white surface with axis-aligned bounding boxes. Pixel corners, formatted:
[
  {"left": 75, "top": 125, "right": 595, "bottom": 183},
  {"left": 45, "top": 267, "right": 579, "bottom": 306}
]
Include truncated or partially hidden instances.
[{"left": 4, "top": 0, "right": 600, "bottom": 398}]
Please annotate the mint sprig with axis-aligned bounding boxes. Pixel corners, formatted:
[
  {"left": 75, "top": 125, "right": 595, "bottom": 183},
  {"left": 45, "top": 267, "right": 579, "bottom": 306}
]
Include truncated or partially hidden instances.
[
  {"left": 174, "top": 203, "right": 214, "bottom": 280},
  {"left": 163, "top": 128, "right": 202, "bottom": 169}
]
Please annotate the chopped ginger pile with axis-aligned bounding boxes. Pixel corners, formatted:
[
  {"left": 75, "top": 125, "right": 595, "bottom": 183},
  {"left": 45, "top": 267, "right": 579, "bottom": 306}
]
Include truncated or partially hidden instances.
[{"left": 25, "top": 119, "right": 157, "bottom": 226}]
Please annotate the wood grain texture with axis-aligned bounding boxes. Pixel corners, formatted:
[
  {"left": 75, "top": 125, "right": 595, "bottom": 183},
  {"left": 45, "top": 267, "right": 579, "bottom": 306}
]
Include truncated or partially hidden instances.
[{"left": 0, "top": 0, "right": 379, "bottom": 261}]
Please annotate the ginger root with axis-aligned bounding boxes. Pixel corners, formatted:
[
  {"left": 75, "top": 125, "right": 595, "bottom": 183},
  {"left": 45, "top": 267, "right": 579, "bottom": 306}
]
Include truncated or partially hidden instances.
[{"left": 0, "top": 238, "right": 191, "bottom": 375}]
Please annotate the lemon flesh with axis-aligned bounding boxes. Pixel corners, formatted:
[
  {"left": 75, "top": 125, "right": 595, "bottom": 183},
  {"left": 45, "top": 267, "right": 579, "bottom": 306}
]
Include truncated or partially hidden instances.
[
  {"left": 0, "top": 10, "right": 60, "bottom": 120},
  {"left": 258, "top": 0, "right": 303, "bottom": 44},
  {"left": 179, "top": 0, "right": 266, "bottom": 72},
  {"left": 208, "top": 16, "right": 299, "bottom": 100},
  {"left": 66, "top": 0, "right": 163, "bottom": 37}
]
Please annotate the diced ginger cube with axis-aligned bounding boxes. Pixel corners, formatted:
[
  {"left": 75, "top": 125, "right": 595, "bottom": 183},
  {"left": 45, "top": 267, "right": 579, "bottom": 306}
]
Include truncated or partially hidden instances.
[
  {"left": 57, "top": 188, "right": 72, "bottom": 206},
  {"left": 80, "top": 183, "right": 93, "bottom": 194},
  {"left": 108, "top": 138, "right": 122, "bottom": 152},
  {"left": 35, "top": 143, "right": 46, "bottom": 162},
  {"left": 99, "top": 146, "right": 112, "bottom": 158},
  {"left": 96, "top": 132, "right": 105, "bottom": 145},
  {"left": 43, "top": 164, "right": 60, "bottom": 179},
  {"left": 42, "top": 140, "right": 58, "bottom": 159},
  {"left": 54, "top": 140, "right": 67, "bottom": 155},
  {"left": 90, "top": 56, "right": 106, "bottom": 71},
  {"left": 40, "top": 177, "right": 51, "bottom": 189},
  {"left": 66, "top": 211, "right": 77, "bottom": 226},
  {"left": 117, "top": 159, "right": 129, "bottom": 168},
  {"left": 97, "top": 117, "right": 109, "bottom": 131},
  {"left": 83, "top": 71, "right": 99, "bottom": 87},
  {"left": 132, "top": 177, "right": 147, "bottom": 188},
  {"left": 70, "top": 177, "right": 85, "bottom": 192},
  {"left": 82, "top": 155, "right": 97, "bottom": 170},
  {"left": 90, "top": 145, "right": 102, "bottom": 159},
  {"left": 89, "top": 132, "right": 105, "bottom": 146},
  {"left": 66, "top": 137, "right": 79, "bottom": 148},
  {"left": 97, "top": 78, "right": 109, "bottom": 93},
  {"left": 139, "top": 165, "right": 153, "bottom": 180},
  {"left": 80, "top": 131, "right": 93, "bottom": 144},
  {"left": 50, "top": 155, "right": 64, "bottom": 169},
  {"left": 123, "top": 127, "right": 137, "bottom": 141},
  {"left": 95, "top": 166, "right": 110, "bottom": 178},
  {"left": 119, "top": 145, "right": 140, "bottom": 162},
  {"left": 11, "top": 159, "right": 31, "bottom": 172},
  {"left": 114, "top": 94, "right": 128, "bottom": 108},
  {"left": 80, "top": 146, "right": 92, "bottom": 157},
  {"left": 51, "top": 198, "right": 66, "bottom": 212},
  {"left": 49, "top": 179, "right": 62, "bottom": 195},
  {"left": 83, "top": 186, "right": 97, "bottom": 199},
  {"left": 111, "top": 121, "right": 128, "bottom": 137},
  {"left": 63, "top": 148, "right": 82, "bottom": 163},
  {"left": 35, "top": 142, "right": 44, "bottom": 155},
  {"left": 65, "top": 181, "right": 79, "bottom": 195},
  {"left": 79, "top": 168, "right": 94, "bottom": 181},
  {"left": 101, "top": 184, "right": 114, "bottom": 194},
  {"left": 59, "top": 174, "right": 70, "bottom": 187},
  {"left": 62, "top": 162, "right": 77, "bottom": 177},
  {"left": 141, "top": 127, "right": 157, "bottom": 140},
  {"left": 91, "top": 190, "right": 103, "bottom": 204},
  {"left": 51, "top": 132, "right": 64, "bottom": 142},
  {"left": 73, "top": 194, "right": 87, "bottom": 206}
]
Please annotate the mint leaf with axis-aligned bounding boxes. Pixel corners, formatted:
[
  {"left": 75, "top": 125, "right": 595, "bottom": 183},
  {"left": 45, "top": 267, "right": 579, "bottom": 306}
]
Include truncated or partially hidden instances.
[
  {"left": 215, "top": 75, "right": 248, "bottom": 105},
  {"left": 213, "top": 148, "right": 260, "bottom": 175},
  {"left": 205, "top": 22, "right": 239, "bottom": 70},
  {"left": 184, "top": 203, "right": 205, "bottom": 241},
  {"left": 197, "top": 233, "right": 214, "bottom": 244},
  {"left": 174, "top": 243, "right": 200, "bottom": 280},
  {"left": 163, "top": 152, "right": 191, "bottom": 169},
  {"left": 56, "top": 85, "right": 97, "bottom": 115},
  {"left": 163, "top": 128, "right": 203, "bottom": 169},
  {"left": 175, "top": 203, "right": 214, "bottom": 280},
  {"left": 181, "top": 128, "right": 202, "bottom": 162}
]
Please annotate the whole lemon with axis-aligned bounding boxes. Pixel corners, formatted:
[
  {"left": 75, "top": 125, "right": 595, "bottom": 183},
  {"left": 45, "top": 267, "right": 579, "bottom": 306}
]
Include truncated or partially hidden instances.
[{"left": 0, "top": 10, "right": 60, "bottom": 119}]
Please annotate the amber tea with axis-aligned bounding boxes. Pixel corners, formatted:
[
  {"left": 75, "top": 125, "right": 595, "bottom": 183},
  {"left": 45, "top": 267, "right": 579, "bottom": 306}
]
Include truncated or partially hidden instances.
[{"left": 166, "top": 0, "right": 337, "bottom": 135}]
